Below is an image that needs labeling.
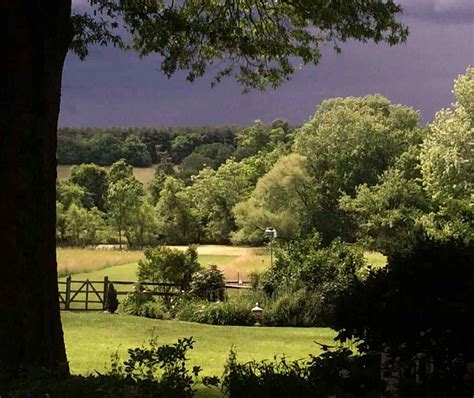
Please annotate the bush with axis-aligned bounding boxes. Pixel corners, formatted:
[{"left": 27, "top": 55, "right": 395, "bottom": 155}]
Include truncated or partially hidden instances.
[
  {"left": 264, "top": 290, "right": 322, "bottom": 327},
  {"left": 138, "top": 245, "right": 201, "bottom": 293},
  {"left": 5, "top": 337, "right": 202, "bottom": 398},
  {"left": 139, "top": 301, "right": 166, "bottom": 319},
  {"left": 120, "top": 291, "right": 155, "bottom": 316},
  {"left": 189, "top": 265, "right": 226, "bottom": 301},
  {"left": 176, "top": 298, "right": 254, "bottom": 326},
  {"left": 222, "top": 348, "right": 382, "bottom": 398},
  {"left": 105, "top": 283, "right": 119, "bottom": 314},
  {"left": 331, "top": 239, "right": 474, "bottom": 396},
  {"left": 249, "top": 271, "right": 261, "bottom": 290},
  {"left": 261, "top": 234, "right": 365, "bottom": 326}
]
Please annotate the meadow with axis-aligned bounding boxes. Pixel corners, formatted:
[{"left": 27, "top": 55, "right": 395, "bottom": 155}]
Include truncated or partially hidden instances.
[
  {"left": 58, "top": 245, "right": 271, "bottom": 281},
  {"left": 62, "top": 312, "right": 337, "bottom": 396},
  {"left": 57, "top": 246, "right": 386, "bottom": 310},
  {"left": 57, "top": 248, "right": 144, "bottom": 277},
  {"left": 58, "top": 245, "right": 385, "bottom": 281},
  {"left": 57, "top": 164, "right": 157, "bottom": 185}
]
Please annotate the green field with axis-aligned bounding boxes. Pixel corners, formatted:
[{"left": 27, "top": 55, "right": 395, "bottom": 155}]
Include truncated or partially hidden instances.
[
  {"left": 58, "top": 245, "right": 271, "bottom": 282},
  {"left": 63, "top": 312, "right": 336, "bottom": 387},
  {"left": 58, "top": 246, "right": 271, "bottom": 309},
  {"left": 58, "top": 246, "right": 385, "bottom": 282},
  {"left": 57, "top": 248, "right": 144, "bottom": 277},
  {"left": 57, "top": 164, "right": 157, "bottom": 185}
]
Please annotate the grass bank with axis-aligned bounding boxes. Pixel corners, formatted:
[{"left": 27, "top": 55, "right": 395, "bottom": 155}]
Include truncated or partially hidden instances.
[{"left": 63, "top": 312, "right": 336, "bottom": 377}]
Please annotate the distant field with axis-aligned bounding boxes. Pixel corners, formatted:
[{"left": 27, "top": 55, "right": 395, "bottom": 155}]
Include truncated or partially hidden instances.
[
  {"left": 58, "top": 246, "right": 270, "bottom": 310},
  {"left": 57, "top": 246, "right": 386, "bottom": 310},
  {"left": 57, "top": 245, "right": 270, "bottom": 282},
  {"left": 57, "top": 248, "right": 144, "bottom": 277},
  {"left": 57, "top": 164, "right": 156, "bottom": 184},
  {"left": 58, "top": 245, "right": 385, "bottom": 281}
]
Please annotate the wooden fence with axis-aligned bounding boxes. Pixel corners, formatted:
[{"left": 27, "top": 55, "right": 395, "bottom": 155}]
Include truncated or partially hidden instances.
[{"left": 58, "top": 276, "right": 250, "bottom": 311}]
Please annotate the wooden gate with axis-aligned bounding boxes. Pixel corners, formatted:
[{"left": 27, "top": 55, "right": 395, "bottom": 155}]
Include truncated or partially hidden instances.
[{"left": 58, "top": 276, "right": 109, "bottom": 311}]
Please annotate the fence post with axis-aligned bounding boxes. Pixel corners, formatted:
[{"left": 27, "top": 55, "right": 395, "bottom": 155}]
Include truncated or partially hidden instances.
[
  {"left": 85, "top": 279, "right": 89, "bottom": 311},
  {"left": 65, "top": 275, "right": 71, "bottom": 311},
  {"left": 103, "top": 276, "right": 109, "bottom": 311}
]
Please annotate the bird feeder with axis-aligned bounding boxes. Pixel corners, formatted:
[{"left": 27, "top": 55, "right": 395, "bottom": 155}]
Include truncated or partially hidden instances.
[
  {"left": 251, "top": 302, "right": 264, "bottom": 326},
  {"left": 264, "top": 227, "right": 277, "bottom": 239}
]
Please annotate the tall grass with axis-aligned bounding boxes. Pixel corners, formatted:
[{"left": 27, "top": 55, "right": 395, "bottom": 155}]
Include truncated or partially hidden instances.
[{"left": 57, "top": 248, "right": 144, "bottom": 277}]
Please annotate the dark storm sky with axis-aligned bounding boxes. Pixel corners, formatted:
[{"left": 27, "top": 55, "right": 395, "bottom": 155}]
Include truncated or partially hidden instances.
[{"left": 59, "top": 0, "right": 474, "bottom": 127}]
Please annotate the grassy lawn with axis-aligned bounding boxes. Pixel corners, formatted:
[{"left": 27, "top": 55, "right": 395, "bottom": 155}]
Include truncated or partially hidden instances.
[
  {"left": 57, "top": 164, "right": 157, "bottom": 185},
  {"left": 62, "top": 312, "right": 336, "bottom": 396}
]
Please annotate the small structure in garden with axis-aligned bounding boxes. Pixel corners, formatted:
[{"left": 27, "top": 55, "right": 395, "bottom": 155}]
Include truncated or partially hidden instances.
[{"left": 252, "top": 303, "right": 263, "bottom": 326}]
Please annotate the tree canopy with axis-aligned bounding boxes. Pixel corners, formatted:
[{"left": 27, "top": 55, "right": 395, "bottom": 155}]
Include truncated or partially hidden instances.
[{"left": 71, "top": 0, "right": 408, "bottom": 90}]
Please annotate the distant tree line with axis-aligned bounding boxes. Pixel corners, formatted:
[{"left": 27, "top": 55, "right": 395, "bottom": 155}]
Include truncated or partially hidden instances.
[
  {"left": 57, "top": 67, "right": 473, "bottom": 254},
  {"left": 57, "top": 125, "right": 242, "bottom": 167}
]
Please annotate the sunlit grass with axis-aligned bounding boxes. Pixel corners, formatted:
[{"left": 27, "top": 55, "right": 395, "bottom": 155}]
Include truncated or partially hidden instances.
[
  {"left": 57, "top": 248, "right": 144, "bottom": 277},
  {"left": 364, "top": 251, "right": 387, "bottom": 268},
  {"left": 57, "top": 246, "right": 270, "bottom": 281},
  {"left": 62, "top": 312, "right": 336, "bottom": 377},
  {"left": 57, "top": 164, "right": 156, "bottom": 185}
]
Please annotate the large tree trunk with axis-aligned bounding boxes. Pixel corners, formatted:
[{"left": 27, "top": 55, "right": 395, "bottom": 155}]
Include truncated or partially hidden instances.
[{"left": 0, "top": 0, "right": 72, "bottom": 382}]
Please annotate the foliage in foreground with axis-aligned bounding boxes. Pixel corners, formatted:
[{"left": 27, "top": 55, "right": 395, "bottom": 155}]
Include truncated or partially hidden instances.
[
  {"left": 4, "top": 337, "right": 202, "bottom": 398},
  {"left": 222, "top": 348, "right": 382, "bottom": 398},
  {"left": 221, "top": 346, "right": 474, "bottom": 398},
  {"left": 330, "top": 239, "right": 474, "bottom": 395}
]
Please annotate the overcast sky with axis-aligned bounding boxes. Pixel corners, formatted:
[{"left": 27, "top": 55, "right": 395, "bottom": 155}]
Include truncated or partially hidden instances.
[{"left": 60, "top": 0, "right": 474, "bottom": 128}]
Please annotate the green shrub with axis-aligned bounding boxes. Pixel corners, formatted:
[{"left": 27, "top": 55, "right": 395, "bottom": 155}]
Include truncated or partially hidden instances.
[
  {"left": 222, "top": 348, "right": 382, "bottom": 398},
  {"left": 189, "top": 265, "right": 226, "bottom": 301},
  {"left": 261, "top": 234, "right": 365, "bottom": 326},
  {"left": 261, "top": 290, "right": 322, "bottom": 327},
  {"left": 120, "top": 291, "right": 155, "bottom": 315},
  {"left": 138, "top": 245, "right": 201, "bottom": 292},
  {"left": 176, "top": 299, "right": 254, "bottom": 326},
  {"left": 105, "top": 282, "right": 119, "bottom": 314},
  {"left": 6, "top": 337, "right": 202, "bottom": 398},
  {"left": 139, "top": 301, "right": 166, "bottom": 319},
  {"left": 249, "top": 271, "right": 261, "bottom": 290}
]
